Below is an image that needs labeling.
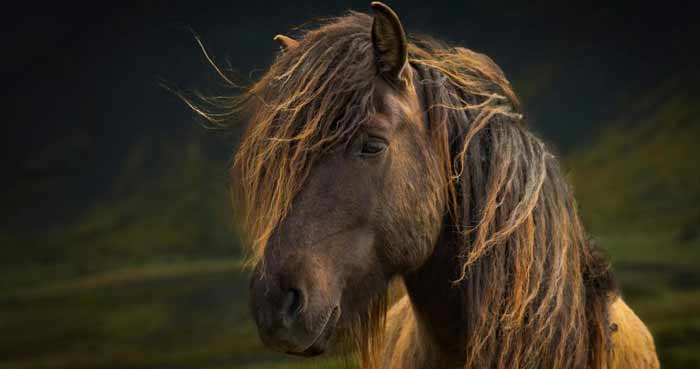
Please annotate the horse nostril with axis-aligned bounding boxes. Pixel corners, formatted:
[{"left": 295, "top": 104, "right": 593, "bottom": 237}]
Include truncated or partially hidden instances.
[{"left": 281, "top": 288, "right": 302, "bottom": 324}]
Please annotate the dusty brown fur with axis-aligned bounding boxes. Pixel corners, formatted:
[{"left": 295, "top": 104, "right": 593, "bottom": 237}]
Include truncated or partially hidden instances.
[
  {"left": 383, "top": 294, "right": 660, "bottom": 369},
  {"left": 608, "top": 298, "right": 660, "bottom": 369},
  {"left": 184, "top": 9, "right": 659, "bottom": 369}
]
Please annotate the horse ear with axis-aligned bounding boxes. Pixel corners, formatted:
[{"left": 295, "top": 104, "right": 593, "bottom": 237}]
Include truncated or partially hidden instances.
[
  {"left": 273, "top": 34, "right": 299, "bottom": 51},
  {"left": 370, "top": 2, "right": 408, "bottom": 85}
]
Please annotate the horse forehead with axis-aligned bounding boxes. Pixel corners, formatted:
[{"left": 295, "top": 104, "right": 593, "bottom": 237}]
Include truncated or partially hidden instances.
[{"left": 375, "top": 85, "right": 422, "bottom": 127}]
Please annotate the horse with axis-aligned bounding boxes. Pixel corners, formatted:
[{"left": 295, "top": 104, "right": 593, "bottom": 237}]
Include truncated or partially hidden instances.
[{"left": 188, "top": 3, "right": 660, "bottom": 369}]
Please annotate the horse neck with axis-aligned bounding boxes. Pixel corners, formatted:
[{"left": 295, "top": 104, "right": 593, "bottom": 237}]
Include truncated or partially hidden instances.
[{"left": 402, "top": 230, "right": 469, "bottom": 368}]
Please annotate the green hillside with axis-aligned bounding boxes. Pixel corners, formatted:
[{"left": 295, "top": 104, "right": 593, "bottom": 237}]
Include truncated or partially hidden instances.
[
  {"left": 568, "top": 82, "right": 700, "bottom": 369},
  {"left": 1, "top": 136, "right": 237, "bottom": 291}
]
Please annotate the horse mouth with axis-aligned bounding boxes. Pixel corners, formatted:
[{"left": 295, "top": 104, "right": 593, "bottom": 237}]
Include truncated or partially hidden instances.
[{"left": 286, "top": 306, "right": 340, "bottom": 357}]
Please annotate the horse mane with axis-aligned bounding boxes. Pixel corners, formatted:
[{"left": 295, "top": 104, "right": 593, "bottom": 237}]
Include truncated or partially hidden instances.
[
  {"left": 409, "top": 38, "right": 617, "bottom": 369},
  {"left": 185, "top": 10, "right": 616, "bottom": 369}
]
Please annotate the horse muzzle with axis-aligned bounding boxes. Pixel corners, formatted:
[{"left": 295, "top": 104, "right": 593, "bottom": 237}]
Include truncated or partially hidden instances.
[{"left": 249, "top": 253, "right": 341, "bottom": 356}]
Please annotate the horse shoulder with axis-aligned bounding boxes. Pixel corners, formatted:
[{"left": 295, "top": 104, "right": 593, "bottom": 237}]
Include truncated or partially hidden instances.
[{"left": 609, "top": 297, "right": 660, "bottom": 369}]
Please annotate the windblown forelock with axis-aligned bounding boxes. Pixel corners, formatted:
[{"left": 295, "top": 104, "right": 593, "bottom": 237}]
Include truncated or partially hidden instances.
[{"left": 232, "top": 13, "right": 380, "bottom": 268}]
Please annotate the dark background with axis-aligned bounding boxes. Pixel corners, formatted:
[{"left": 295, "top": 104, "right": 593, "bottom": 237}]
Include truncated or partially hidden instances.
[{"left": 2, "top": 1, "right": 699, "bottom": 369}]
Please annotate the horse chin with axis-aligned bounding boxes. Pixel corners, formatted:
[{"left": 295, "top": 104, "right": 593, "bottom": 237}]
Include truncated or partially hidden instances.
[{"left": 285, "top": 306, "right": 340, "bottom": 358}]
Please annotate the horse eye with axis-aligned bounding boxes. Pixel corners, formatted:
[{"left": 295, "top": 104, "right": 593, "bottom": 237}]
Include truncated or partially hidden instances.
[{"left": 359, "top": 138, "right": 387, "bottom": 157}]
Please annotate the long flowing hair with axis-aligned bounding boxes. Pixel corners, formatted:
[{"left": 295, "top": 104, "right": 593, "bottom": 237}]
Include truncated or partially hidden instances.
[
  {"left": 409, "top": 39, "right": 616, "bottom": 369},
  {"left": 185, "top": 11, "right": 615, "bottom": 369}
]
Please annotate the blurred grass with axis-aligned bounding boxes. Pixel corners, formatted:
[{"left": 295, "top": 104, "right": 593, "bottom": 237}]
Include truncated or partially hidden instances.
[
  {"left": 567, "top": 82, "right": 700, "bottom": 369},
  {"left": 0, "top": 260, "right": 342, "bottom": 369},
  {"left": 1, "top": 79, "right": 698, "bottom": 368}
]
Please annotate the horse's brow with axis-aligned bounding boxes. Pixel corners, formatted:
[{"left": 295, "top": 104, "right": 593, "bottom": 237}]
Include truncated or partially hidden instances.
[
  {"left": 382, "top": 94, "right": 414, "bottom": 123},
  {"left": 367, "top": 113, "right": 392, "bottom": 132}
]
